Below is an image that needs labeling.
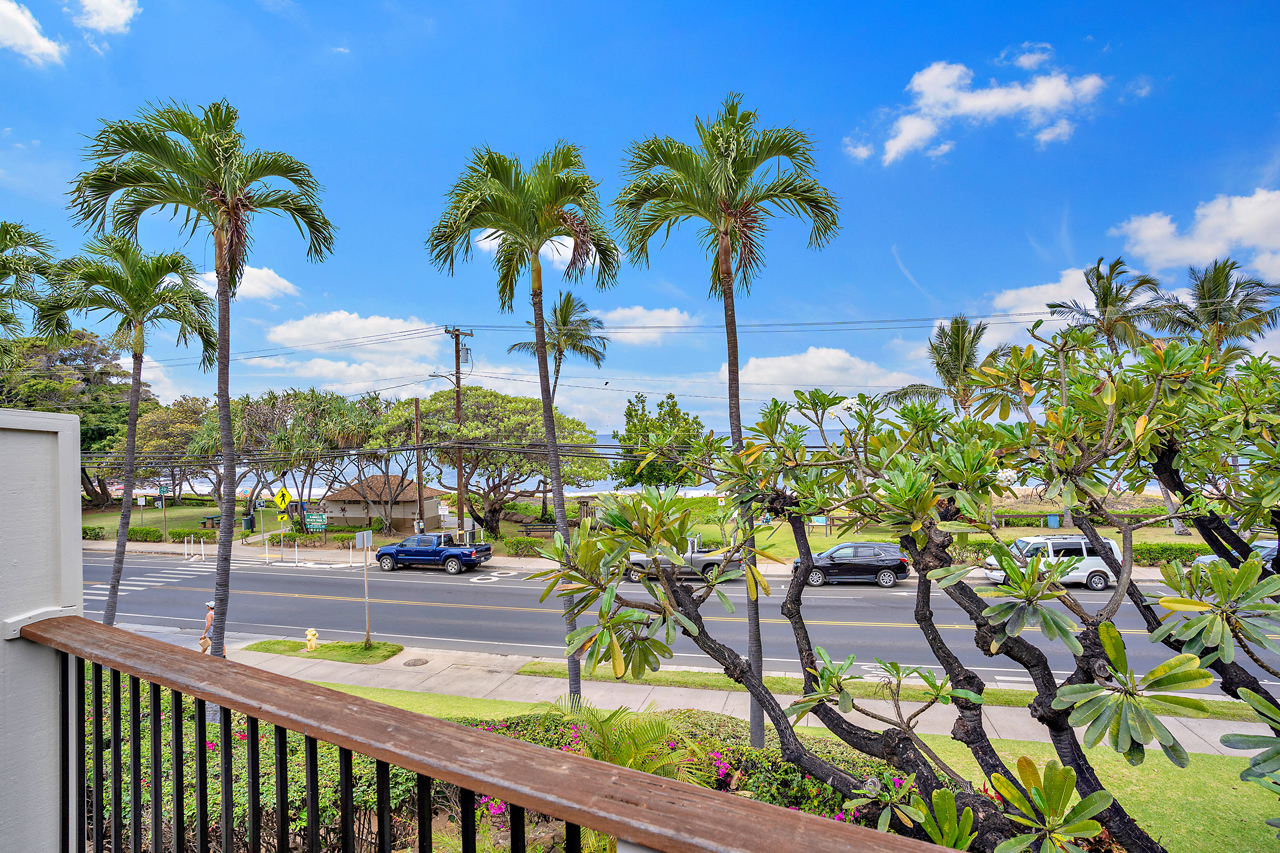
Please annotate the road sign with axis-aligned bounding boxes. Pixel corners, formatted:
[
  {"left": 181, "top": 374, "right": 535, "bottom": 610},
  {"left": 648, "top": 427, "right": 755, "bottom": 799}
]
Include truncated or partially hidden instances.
[
  {"left": 255, "top": 500, "right": 266, "bottom": 510},
  {"left": 304, "top": 512, "right": 327, "bottom": 532},
  {"left": 354, "top": 530, "right": 373, "bottom": 549},
  {"left": 277, "top": 513, "right": 290, "bottom": 524},
  {"left": 273, "top": 487, "right": 293, "bottom": 510},
  {"left": 159, "top": 486, "right": 170, "bottom": 495}
]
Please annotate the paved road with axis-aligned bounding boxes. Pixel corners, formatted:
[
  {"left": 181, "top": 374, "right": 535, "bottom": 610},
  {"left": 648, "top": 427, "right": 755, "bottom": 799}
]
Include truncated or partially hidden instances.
[{"left": 83, "top": 551, "right": 1277, "bottom": 692}]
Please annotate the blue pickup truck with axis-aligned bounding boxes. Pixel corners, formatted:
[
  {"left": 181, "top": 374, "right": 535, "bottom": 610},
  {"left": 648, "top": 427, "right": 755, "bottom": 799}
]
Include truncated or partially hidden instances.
[{"left": 376, "top": 533, "right": 493, "bottom": 574}]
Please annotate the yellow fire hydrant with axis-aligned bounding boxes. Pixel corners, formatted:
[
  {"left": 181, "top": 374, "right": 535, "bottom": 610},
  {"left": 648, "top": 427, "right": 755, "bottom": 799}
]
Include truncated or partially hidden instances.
[{"left": 305, "top": 628, "right": 319, "bottom": 652}]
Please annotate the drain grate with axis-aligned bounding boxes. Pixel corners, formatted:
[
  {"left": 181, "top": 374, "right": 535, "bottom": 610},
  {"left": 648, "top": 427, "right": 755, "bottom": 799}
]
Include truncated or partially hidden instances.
[{"left": 403, "top": 658, "right": 430, "bottom": 667}]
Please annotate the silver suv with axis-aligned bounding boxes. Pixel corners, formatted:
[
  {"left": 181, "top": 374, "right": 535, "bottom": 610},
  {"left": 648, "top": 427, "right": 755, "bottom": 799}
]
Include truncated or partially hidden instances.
[{"left": 983, "top": 535, "right": 1122, "bottom": 591}]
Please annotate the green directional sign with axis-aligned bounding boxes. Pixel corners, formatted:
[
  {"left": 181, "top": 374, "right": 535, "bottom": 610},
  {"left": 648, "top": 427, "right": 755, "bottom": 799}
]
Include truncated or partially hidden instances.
[
  {"left": 158, "top": 485, "right": 170, "bottom": 495},
  {"left": 304, "top": 512, "right": 327, "bottom": 532}
]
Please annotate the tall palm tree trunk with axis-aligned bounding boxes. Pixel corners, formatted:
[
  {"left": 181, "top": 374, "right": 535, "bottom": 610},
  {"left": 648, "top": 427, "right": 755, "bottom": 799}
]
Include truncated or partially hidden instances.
[
  {"left": 719, "top": 230, "right": 764, "bottom": 748},
  {"left": 531, "top": 256, "right": 581, "bottom": 696},
  {"left": 211, "top": 243, "right": 235, "bottom": 658},
  {"left": 103, "top": 349, "right": 145, "bottom": 627},
  {"left": 1159, "top": 481, "right": 1191, "bottom": 535}
]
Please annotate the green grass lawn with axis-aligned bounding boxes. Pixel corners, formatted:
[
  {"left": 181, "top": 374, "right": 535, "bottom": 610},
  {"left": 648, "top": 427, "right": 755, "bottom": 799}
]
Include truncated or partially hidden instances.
[
  {"left": 243, "top": 639, "right": 404, "bottom": 664},
  {"left": 517, "top": 661, "right": 1257, "bottom": 722},
  {"left": 83, "top": 503, "right": 221, "bottom": 533},
  {"left": 312, "top": 680, "right": 1273, "bottom": 853}
]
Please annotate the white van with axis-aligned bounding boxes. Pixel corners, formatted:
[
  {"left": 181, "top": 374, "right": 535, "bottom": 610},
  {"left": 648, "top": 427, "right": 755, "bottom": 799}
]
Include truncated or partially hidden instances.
[{"left": 983, "top": 535, "right": 1122, "bottom": 590}]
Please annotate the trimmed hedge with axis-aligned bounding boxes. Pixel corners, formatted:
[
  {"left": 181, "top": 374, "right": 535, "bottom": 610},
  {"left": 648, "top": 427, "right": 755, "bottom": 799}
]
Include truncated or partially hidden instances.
[
  {"left": 82, "top": 526, "right": 105, "bottom": 540},
  {"left": 332, "top": 533, "right": 356, "bottom": 544},
  {"left": 1131, "top": 542, "right": 1213, "bottom": 565},
  {"left": 125, "top": 526, "right": 164, "bottom": 542},
  {"left": 503, "top": 536, "right": 542, "bottom": 557},
  {"left": 267, "top": 531, "right": 321, "bottom": 547},
  {"left": 168, "top": 528, "right": 217, "bottom": 543}
]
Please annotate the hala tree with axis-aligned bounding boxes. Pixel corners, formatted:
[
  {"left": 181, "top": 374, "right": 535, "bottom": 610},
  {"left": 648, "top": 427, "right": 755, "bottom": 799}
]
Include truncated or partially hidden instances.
[
  {"left": 70, "top": 100, "right": 335, "bottom": 658},
  {"left": 533, "top": 328, "right": 1280, "bottom": 851}
]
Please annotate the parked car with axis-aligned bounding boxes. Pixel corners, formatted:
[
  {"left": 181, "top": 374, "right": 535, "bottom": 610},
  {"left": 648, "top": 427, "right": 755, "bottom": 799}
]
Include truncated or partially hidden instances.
[
  {"left": 376, "top": 533, "right": 492, "bottom": 574},
  {"left": 627, "top": 536, "right": 741, "bottom": 583},
  {"left": 1192, "top": 541, "right": 1278, "bottom": 566},
  {"left": 982, "top": 535, "right": 1121, "bottom": 590},
  {"left": 793, "top": 542, "right": 910, "bottom": 588}
]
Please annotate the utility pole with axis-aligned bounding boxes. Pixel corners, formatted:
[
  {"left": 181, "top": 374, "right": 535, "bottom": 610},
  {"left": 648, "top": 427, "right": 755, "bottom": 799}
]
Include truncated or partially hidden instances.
[
  {"left": 413, "top": 398, "right": 425, "bottom": 531},
  {"left": 445, "top": 327, "right": 473, "bottom": 540}
]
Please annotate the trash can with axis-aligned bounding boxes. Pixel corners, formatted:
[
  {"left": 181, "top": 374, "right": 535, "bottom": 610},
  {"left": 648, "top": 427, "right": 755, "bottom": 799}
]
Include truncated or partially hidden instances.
[
  {"left": 1047, "top": 514, "right": 1061, "bottom": 529},
  {"left": 243, "top": 515, "right": 255, "bottom": 533}
]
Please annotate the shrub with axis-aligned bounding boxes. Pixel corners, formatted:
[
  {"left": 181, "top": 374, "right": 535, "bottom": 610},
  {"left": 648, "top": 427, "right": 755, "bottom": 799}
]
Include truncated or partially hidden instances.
[
  {"left": 1131, "top": 542, "right": 1213, "bottom": 565},
  {"left": 503, "top": 536, "right": 542, "bottom": 557},
  {"left": 126, "top": 527, "right": 163, "bottom": 542},
  {"left": 168, "top": 528, "right": 217, "bottom": 543},
  {"left": 267, "top": 531, "right": 321, "bottom": 547},
  {"left": 81, "top": 526, "right": 105, "bottom": 540},
  {"left": 333, "top": 533, "right": 356, "bottom": 544}
]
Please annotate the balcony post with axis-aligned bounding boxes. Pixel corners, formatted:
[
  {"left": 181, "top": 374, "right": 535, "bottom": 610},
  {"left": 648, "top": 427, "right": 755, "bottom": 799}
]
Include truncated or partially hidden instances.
[{"left": 0, "top": 410, "right": 83, "bottom": 853}]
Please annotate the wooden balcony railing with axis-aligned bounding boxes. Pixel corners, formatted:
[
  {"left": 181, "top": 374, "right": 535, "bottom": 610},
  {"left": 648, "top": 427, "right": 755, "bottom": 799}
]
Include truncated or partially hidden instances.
[{"left": 21, "top": 615, "right": 935, "bottom": 853}]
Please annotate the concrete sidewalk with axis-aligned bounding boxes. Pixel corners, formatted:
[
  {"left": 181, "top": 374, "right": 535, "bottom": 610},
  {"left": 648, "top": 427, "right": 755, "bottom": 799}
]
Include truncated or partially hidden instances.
[{"left": 218, "top": 640, "right": 1266, "bottom": 757}]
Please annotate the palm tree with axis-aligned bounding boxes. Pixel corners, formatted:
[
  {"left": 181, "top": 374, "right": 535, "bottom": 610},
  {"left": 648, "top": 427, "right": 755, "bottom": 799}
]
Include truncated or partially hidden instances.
[
  {"left": 508, "top": 290, "right": 609, "bottom": 403},
  {"left": 38, "top": 235, "right": 215, "bottom": 626},
  {"left": 0, "top": 222, "right": 56, "bottom": 368},
  {"left": 70, "top": 100, "right": 335, "bottom": 657},
  {"left": 1150, "top": 259, "right": 1280, "bottom": 359},
  {"left": 428, "top": 143, "right": 619, "bottom": 697},
  {"left": 614, "top": 93, "right": 839, "bottom": 749},
  {"left": 1047, "top": 257, "right": 1161, "bottom": 356},
  {"left": 883, "top": 315, "right": 1009, "bottom": 417},
  {"left": 1047, "top": 259, "right": 1191, "bottom": 534}
]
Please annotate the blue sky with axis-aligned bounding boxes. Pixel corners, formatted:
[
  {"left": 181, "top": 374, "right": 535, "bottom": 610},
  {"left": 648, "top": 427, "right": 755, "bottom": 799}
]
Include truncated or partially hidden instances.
[{"left": 4, "top": 1, "right": 1280, "bottom": 431}]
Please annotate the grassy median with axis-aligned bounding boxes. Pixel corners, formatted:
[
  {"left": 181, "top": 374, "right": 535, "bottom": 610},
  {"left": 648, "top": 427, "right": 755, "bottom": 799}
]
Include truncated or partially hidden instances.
[{"left": 243, "top": 639, "right": 404, "bottom": 664}]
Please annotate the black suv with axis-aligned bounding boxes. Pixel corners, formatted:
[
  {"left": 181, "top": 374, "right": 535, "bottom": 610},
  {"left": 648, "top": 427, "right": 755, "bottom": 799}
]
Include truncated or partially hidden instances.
[{"left": 793, "top": 542, "right": 911, "bottom": 587}]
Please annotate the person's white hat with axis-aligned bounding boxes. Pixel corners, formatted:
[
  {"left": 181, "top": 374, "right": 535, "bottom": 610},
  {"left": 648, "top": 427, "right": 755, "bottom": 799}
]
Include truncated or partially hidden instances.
[{"left": 205, "top": 601, "right": 215, "bottom": 608}]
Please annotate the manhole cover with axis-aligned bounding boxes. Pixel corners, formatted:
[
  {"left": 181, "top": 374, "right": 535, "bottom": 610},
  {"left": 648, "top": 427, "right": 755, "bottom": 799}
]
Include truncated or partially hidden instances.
[{"left": 403, "top": 658, "right": 430, "bottom": 667}]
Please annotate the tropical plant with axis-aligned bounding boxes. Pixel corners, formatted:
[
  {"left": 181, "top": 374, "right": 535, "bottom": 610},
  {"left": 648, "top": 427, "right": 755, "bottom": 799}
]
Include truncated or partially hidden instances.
[
  {"left": 883, "top": 314, "right": 1010, "bottom": 417},
  {"left": 1150, "top": 258, "right": 1280, "bottom": 358},
  {"left": 1220, "top": 688, "right": 1280, "bottom": 839},
  {"left": 0, "top": 221, "right": 55, "bottom": 369},
  {"left": 38, "top": 234, "right": 215, "bottom": 628},
  {"left": 610, "top": 392, "right": 704, "bottom": 488},
  {"left": 1051, "top": 622, "right": 1212, "bottom": 766},
  {"left": 972, "top": 542, "right": 1085, "bottom": 655},
  {"left": 539, "top": 696, "right": 708, "bottom": 785},
  {"left": 1047, "top": 257, "right": 1160, "bottom": 357},
  {"left": 507, "top": 290, "right": 608, "bottom": 403},
  {"left": 69, "top": 100, "right": 335, "bottom": 656},
  {"left": 428, "top": 143, "right": 620, "bottom": 697},
  {"left": 988, "top": 758, "right": 1112, "bottom": 853},
  {"left": 919, "top": 788, "right": 978, "bottom": 851},
  {"left": 844, "top": 773, "right": 925, "bottom": 834},
  {"left": 614, "top": 92, "right": 839, "bottom": 746},
  {"left": 1151, "top": 555, "right": 1280, "bottom": 676}
]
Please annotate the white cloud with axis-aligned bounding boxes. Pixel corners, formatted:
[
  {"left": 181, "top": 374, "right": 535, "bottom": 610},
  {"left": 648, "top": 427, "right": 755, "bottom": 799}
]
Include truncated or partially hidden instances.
[
  {"left": 597, "top": 305, "right": 695, "bottom": 345},
  {"left": 882, "top": 60, "right": 1105, "bottom": 164},
  {"left": 723, "top": 346, "right": 924, "bottom": 394},
  {"left": 985, "top": 267, "right": 1088, "bottom": 345},
  {"left": 473, "top": 229, "right": 574, "bottom": 271},
  {"left": 73, "top": 0, "right": 140, "bottom": 34},
  {"left": 0, "top": 1, "right": 65, "bottom": 64},
  {"left": 842, "top": 137, "right": 873, "bottom": 162},
  {"left": 124, "top": 355, "right": 179, "bottom": 403},
  {"left": 266, "top": 310, "right": 442, "bottom": 362},
  {"left": 1110, "top": 188, "right": 1280, "bottom": 278},
  {"left": 198, "top": 266, "right": 300, "bottom": 301},
  {"left": 1035, "top": 118, "right": 1074, "bottom": 146},
  {"left": 332, "top": 46, "right": 349, "bottom": 53},
  {"left": 1005, "top": 42, "right": 1054, "bottom": 70},
  {"left": 927, "top": 141, "right": 955, "bottom": 158}
]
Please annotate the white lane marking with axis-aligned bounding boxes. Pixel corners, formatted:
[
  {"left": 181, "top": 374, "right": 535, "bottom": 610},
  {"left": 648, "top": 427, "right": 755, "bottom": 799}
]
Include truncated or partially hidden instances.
[
  {"left": 489, "top": 570, "right": 519, "bottom": 577},
  {"left": 469, "top": 576, "right": 501, "bottom": 583}
]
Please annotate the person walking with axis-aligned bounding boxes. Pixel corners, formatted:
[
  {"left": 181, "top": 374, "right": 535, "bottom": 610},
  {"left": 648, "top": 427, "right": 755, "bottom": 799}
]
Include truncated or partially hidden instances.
[{"left": 199, "top": 601, "right": 214, "bottom": 653}]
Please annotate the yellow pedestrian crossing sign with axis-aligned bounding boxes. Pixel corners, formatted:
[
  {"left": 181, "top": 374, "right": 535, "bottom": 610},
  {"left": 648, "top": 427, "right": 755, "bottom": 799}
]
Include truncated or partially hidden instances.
[
  {"left": 273, "top": 487, "right": 293, "bottom": 510},
  {"left": 278, "top": 513, "right": 290, "bottom": 524}
]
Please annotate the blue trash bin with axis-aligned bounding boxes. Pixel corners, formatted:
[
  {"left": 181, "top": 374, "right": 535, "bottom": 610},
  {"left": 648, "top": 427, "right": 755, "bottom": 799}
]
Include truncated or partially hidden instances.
[{"left": 1047, "top": 514, "right": 1061, "bottom": 529}]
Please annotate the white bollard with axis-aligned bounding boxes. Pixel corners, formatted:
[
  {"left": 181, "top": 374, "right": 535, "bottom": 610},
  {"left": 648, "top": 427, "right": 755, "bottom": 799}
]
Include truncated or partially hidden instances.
[{"left": 0, "top": 409, "right": 82, "bottom": 853}]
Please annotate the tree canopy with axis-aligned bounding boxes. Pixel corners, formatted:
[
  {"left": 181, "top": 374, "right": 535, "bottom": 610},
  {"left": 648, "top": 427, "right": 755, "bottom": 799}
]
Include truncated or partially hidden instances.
[{"left": 611, "top": 392, "right": 704, "bottom": 488}]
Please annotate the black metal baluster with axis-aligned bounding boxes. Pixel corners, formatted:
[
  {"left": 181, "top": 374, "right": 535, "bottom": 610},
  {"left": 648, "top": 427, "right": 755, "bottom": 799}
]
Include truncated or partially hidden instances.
[
  {"left": 220, "top": 707, "right": 233, "bottom": 853},
  {"left": 246, "top": 716, "right": 260, "bottom": 853},
  {"left": 376, "top": 761, "right": 391, "bottom": 853},
  {"left": 76, "top": 658, "right": 86, "bottom": 853},
  {"left": 565, "top": 821, "right": 581, "bottom": 853},
  {"left": 171, "top": 690, "right": 185, "bottom": 853},
  {"left": 92, "top": 663, "right": 103, "bottom": 853},
  {"left": 415, "top": 775, "right": 431, "bottom": 853},
  {"left": 195, "top": 699, "right": 208, "bottom": 853},
  {"left": 129, "top": 676, "right": 141, "bottom": 853},
  {"left": 338, "top": 748, "right": 354, "bottom": 853},
  {"left": 150, "top": 685, "right": 161, "bottom": 853},
  {"left": 110, "top": 669, "right": 122, "bottom": 853},
  {"left": 509, "top": 804, "right": 525, "bottom": 853},
  {"left": 273, "top": 726, "right": 288, "bottom": 853},
  {"left": 58, "top": 652, "right": 69, "bottom": 853},
  {"left": 304, "top": 736, "right": 319, "bottom": 853},
  {"left": 460, "top": 788, "right": 476, "bottom": 853}
]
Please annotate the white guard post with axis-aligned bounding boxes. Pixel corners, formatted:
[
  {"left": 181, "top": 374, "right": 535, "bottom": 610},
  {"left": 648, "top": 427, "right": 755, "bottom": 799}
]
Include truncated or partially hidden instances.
[{"left": 0, "top": 409, "right": 83, "bottom": 853}]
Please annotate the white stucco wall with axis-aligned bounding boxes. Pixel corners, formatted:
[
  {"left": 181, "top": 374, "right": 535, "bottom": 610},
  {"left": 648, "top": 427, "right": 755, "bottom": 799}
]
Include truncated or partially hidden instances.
[{"left": 0, "top": 409, "right": 82, "bottom": 853}]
